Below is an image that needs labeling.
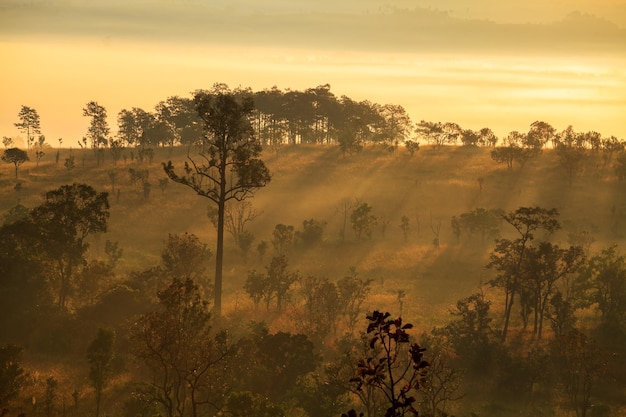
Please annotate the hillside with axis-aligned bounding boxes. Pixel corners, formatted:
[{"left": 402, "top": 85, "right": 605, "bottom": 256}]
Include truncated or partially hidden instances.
[
  {"left": 1, "top": 144, "right": 622, "bottom": 328},
  {"left": 0, "top": 145, "right": 626, "bottom": 416}
]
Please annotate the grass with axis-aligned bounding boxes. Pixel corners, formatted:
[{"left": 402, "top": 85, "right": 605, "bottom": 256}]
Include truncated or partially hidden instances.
[
  {"left": 2, "top": 144, "right": 624, "bottom": 326},
  {"left": 3, "top": 143, "right": 626, "bottom": 416}
]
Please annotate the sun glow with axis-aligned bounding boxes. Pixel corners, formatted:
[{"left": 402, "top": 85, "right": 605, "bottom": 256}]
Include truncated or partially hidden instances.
[{"left": 1, "top": 37, "right": 625, "bottom": 142}]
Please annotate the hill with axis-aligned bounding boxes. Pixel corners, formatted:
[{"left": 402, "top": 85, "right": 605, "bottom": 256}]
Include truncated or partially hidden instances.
[{"left": 2, "top": 143, "right": 626, "bottom": 417}]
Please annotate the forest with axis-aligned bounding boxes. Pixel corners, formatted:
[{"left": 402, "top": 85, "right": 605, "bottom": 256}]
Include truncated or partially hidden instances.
[{"left": 1, "top": 84, "right": 626, "bottom": 417}]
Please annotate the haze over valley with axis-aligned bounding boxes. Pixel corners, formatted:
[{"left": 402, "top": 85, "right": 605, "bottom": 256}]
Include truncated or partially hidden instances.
[{"left": 1, "top": 1, "right": 626, "bottom": 416}]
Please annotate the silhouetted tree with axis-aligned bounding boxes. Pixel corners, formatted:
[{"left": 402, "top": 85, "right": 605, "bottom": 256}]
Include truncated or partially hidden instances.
[
  {"left": 346, "top": 311, "right": 429, "bottom": 417},
  {"left": 14, "top": 105, "right": 41, "bottom": 150},
  {"left": 351, "top": 202, "right": 377, "bottom": 239},
  {"left": 519, "top": 242, "right": 585, "bottom": 338},
  {"left": 31, "top": 183, "right": 110, "bottom": 307},
  {"left": 163, "top": 84, "right": 271, "bottom": 315},
  {"left": 437, "top": 291, "right": 499, "bottom": 374},
  {"left": 577, "top": 245, "right": 626, "bottom": 331},
  {"left": 404, "top": 140, "right": 419, "bottom": 157},
  {"left": 272, "top": 224, "right": 294, "bottom": 255},
  {"left": 456, "top": 208, "right": 503, "bottom": 243},
  {"left": 295, "top": 218, "right": 326, "bottom": 247},
  {"left": 528, "top": 121, "right": 556, "bottom": 149},
  {"left": 83, "top": 101, "right": 110, "bottom": 149},
  {"left": 1, "top": 148, "right": 29, "bottom": 179},
  {"left": 487, "top": 207, "right": 560, "bottom": 342}
]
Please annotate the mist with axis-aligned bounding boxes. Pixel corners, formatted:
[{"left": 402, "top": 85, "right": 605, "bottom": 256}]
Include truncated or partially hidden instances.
[{"left": 1, "top": 1, "right": 626, "bottom": 416}]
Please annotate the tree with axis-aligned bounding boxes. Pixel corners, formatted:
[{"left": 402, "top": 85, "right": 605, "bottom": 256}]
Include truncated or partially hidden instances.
[
  {"left": 400, "top": 216, "right": 411, "bottom": 242},
  {"left": 0, "top": 344, "right": 27, "bottom": 410},
  {"left": 601, "top": 135, "right": 623, "bottom": 166},
  {"left": 272, "top": 224, "right": 295, "bottom": 255},
  {"left": 83, "top": 101, "right": 110, "bottom": 149},
  {"left": 477, "top": 127, "right": 498, "bottom": 147},
  {"left": 31, "top": 183, "right": 110, "bottom": 307},
  {"left": 161, "top": 232, "right": 212, "bottom": 283},
  {"left": 163, "top": 85, "right": 271, "bottom": 315},
  {"left": 487, "top": 207, "right": 560, "bottom": 342},
  {"left": 2, "top": 136, "right": 14, "bottom": 148},
  {"left": 378, "top": 104, "right": 412, "bottom": 151},
  {"left": 337, "top": 268, "right": 372, "bottom": 333},
  {"left": 556, "top": 141, "right": 587, "bottom": 185},
  {"left": 417, "top": 334, "right": 463, "bottom": 417},
  {"left": 132, "top": 278, "right": 231, "bottom": 417},
  {"left": 528, "top": 121, "right": 555, "bottom": 149},
  {"left": 519, "top": 242, "right": 585, "bottom": 338},
  {"left": 404, "top": 140, "right": 419, "bottom": 157},
  {"left": 207, "top": 200, "right": 261, "bottom": 251},
  {"left": 14, "top": 105, "right": 41, "bottom": 149},
  {"left": 296, "top": 275, "right": 341, "bottom": 340},
  {"left": 437, "top": 291, "right": 499, "bottom": 374},
  {"left": 490, "top": 146, "right": 521, "bottom": 170},
  {"left": 578, "top": 245, "right": 626, "bottom": 331},
  {"left": 346, "top": 311, "right": 429, "bottom": 417},
  {"left": 87, "top": 328, "right": 115, "bottom": 417},
  {"left": 351, "top": 202, "right": 377, "bottom": 239},
  {"left": 460, "top": 129, "right": 480, "bottom": 147},
  {"left": 244, "top": 270, "right": 270, "bottom": 309},
  {"left": 266, "top": 255, "right": 298, "bottom": 311},
  {"left": 1, "top": 148, "right": 29, "bottom": 178},
  {"left": 231, "top": 324, "right": 320, "bottom": 404},
  {"left": 338, "top": 129, "right": 364, "bottom": 157},
  {"left": 552, "top": 329, "right": 606, "bottom": 417},
  {"left": 34, "top": 135, "right": 46, "bottom": 167},
  {"left": 415, "top": 121, "right": 459, "bottom": 147},
  {"left": 295, "top": 218, "right": 326, "bottom": 247},
  {"left": 456, "top": 208, "right": 503, "bottom": 243},
  {"left": 337, "top": 197, "right": 358, "bottom": 241}
]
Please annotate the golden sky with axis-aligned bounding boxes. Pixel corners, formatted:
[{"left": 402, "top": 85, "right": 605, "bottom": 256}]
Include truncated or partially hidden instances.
[{"left": 1, "top": 0, "right": 625, "bottom": 144}]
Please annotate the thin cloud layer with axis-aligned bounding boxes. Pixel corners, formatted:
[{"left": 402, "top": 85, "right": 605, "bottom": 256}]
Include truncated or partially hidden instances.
[{"left": 2, "top": 2, "right": 625, "bottom": 55}]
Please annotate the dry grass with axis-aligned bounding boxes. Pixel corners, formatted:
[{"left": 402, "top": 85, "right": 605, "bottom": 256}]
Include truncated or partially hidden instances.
[
  {"left": 4, "top": 144, "right": 626, "bottom": 416},
  {"left": 2, "top": 144, "right": 624, "bottom": 329}
]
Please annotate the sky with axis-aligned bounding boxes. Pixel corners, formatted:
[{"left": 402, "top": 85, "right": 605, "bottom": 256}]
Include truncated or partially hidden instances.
[{"left": 1, "top": 0, "right": 625, "bottom": 145}]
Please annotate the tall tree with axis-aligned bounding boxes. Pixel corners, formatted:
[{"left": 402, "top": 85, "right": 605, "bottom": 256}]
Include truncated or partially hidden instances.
[
  {"left": 163, "top": 84, "right": 271, "bottom": 315},
  {"left": 83, "top": 101, "right": 110, "bottom": 149},
  {"left": 87, "top": 328, "right": 115, "bottom": 417},
  {"left": 14, "top": 105, "right": 41, "bottom": 150}
]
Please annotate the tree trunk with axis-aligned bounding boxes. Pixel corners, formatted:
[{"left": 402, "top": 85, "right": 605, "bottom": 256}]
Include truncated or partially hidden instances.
[
  {"left": 214, "top": 196, "right": 225, "bottom": 316},
  {"left": 501, "top": 287, "right": 516, "bottom": 342}
]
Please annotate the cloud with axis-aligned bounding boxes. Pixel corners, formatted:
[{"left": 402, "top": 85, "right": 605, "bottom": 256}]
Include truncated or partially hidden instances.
[{"left": 2, "top": 2, "right": 624, "bottom": 55}]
